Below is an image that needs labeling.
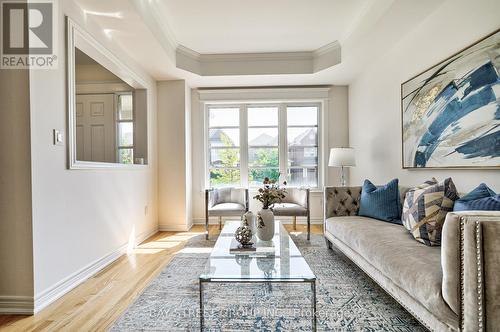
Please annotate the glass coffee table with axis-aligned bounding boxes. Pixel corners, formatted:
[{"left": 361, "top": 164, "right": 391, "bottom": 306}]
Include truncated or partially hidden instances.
[{"left": 199, "top": 220, "right": 317, "bottom": 331}]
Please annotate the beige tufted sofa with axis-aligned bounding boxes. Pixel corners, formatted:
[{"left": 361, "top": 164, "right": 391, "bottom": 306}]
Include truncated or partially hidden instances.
[{"left": 323, "top": 186, "right": 500, "bottom": 331}]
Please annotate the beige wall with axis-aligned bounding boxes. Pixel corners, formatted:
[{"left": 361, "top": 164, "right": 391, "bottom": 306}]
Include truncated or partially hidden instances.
[
  {"left": 75, "top": 64, "right": 122, "bottom": 82},
  {"left": 157, "top": 80, "right": 192, "bottom": 230},
  {"left": 26, "top": 0, "right": 158, "bottom": 311},
  {"left": 190, "top": 86, "right": 349, "bottom": 224},
  {"left": 0, "top": 69, "right": 34, "bottom": 312},
  {"left": 348, "top": 0, "right": 500, "bottom": 192},
  {"left": 327, "top": 86, "right": 350, "bottom": 186}
]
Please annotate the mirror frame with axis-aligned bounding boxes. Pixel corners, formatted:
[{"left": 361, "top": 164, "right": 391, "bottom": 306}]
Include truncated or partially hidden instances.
[{"left": 66, "top": 17, "right": 149, "bottom": 169}]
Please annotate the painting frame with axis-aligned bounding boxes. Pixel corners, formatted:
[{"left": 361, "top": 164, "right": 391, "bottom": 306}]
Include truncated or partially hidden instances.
[{"left": 401, "top": 28, "right": 500, "bottom": 170}]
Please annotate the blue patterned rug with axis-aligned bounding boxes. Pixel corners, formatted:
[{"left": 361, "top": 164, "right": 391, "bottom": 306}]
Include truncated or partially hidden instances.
[{"left": 111, "top": 233, "right": 426, "bottom": 331}]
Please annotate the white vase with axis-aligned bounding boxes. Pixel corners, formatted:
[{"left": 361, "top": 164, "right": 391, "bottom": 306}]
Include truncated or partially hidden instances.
[
  {"left": 257, "top": 208, "right": 275, "bottom": 241},
  {"left": 242, "top": 211, "right": 256, "bottom": 235}
]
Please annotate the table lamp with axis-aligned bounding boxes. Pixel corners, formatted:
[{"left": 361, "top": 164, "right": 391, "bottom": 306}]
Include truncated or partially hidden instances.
[{"left": 328, "top": 148, "right": 356, "bottom": 187}]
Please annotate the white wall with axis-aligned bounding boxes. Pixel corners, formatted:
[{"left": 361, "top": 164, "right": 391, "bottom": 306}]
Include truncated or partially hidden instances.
[
  {"left": 0, "top": 68, "right": 34, "bottom": 313},
  {"left": 349, "top": 0, "right": 500, "bottom": 192},
  {"left": 28, "top": 0, "right": 158, "bottom": 311},
  {"left": 157, "top": 80, "right": 192, "bottom": 231},
  {"left": 190, "top": 86, "right": 349, "bottom": 224},
  {"left": 327, "top": 86, "right": 350, "bottom": 186}
]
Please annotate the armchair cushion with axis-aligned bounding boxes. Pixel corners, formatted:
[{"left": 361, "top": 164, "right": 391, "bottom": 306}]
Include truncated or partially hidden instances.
[
  {"left": 282, "top": 188, "right": 308, "bottom": 207},
  {"left": 208, "top": 203, "right": 246, "bottom": 216},
  {"left": 272, "top": 203, "right": 308, "bottom": 216},
  {"left": 214, "top": 188, "right": 246, "bottom": 205}
]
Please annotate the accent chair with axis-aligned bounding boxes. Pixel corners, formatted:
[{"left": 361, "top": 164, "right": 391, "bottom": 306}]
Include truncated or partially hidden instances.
[
  {"left": 271, "top": 187, "right": 311, "bottom": 240},
  {"left": 205, "top": 187, "right": 249, "bottom": 239}
]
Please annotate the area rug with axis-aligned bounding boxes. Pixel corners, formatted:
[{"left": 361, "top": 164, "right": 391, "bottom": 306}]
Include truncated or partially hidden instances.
[{"left": 111, "top": 233, "right": 426, "bottom": 331}]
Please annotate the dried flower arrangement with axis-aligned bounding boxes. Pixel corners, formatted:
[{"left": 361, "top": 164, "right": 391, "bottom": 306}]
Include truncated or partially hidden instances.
[{"left": 253, "top": 177, "right": 287, "bottom": 210}]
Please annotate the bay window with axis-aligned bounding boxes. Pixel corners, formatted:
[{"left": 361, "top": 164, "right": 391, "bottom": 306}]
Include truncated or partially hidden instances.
[{"left": 206, "top": 102, "right": 321, "bottom": 189}]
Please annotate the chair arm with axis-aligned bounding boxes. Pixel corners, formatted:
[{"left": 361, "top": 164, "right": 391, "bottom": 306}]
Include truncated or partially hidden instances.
[
  {"left": 323, "top": 186, "right": 362, "bottom": 219},
  {"left": 205, "top": 188, "right": 216, "bottom": 209},
  {"left": 305, "top": 188, "right": 310, "bottom": 214},
  {"left": 245, "top": 188, "right": 249, "bottom": 212},
  {"left": 441, "top": 211, "right": 500, "bottom": 331}
]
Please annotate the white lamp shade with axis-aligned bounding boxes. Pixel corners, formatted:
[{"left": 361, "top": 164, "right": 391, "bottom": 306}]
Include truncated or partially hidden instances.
[{"left": 328, "top": 148, "right": 356, "bottom": 167}]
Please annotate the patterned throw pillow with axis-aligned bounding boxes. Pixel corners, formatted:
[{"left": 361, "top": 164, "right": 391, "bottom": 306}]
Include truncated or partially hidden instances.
[{"left": 402, "top": 178, "right": 459, "bottom": 246}]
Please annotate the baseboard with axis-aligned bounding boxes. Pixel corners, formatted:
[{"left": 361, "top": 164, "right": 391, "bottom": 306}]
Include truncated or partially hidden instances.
[
  {"left": 192, "top": 217, "right": 323, "bottom": 225},
  {"left": 34, "top": 243, "right": 128, "bottom": 313},
  {"left": 33, "top": 225, "right": 158, "bottom": 314},
  {"left": 158, "top": 224, "right": 193, "bottom": 232},
  {"left": 0, "top": 296, "right": 34, "bottom": 314},
  {"left": 135, "top": 226, "right": 159, "bottom": 245}
]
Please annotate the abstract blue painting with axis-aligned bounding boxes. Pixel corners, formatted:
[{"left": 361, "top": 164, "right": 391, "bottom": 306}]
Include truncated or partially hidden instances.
[{"left": 402, "top": 29, "right": 499, "bottom": 169}]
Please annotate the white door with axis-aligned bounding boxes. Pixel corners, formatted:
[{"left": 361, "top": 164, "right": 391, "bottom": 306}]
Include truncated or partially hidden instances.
[{"left": 75, "top": 94, "right": 116, "bottom": 163}]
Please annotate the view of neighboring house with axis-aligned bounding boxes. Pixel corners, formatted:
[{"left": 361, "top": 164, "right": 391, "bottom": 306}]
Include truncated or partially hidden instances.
[{"left": 210, "top": 129, "right": 317, "bottom": 169}]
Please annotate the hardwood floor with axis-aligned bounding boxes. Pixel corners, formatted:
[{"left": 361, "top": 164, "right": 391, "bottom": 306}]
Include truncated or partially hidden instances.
[{"left": 0, "top": 224, "right": 322, "bottom": 332}]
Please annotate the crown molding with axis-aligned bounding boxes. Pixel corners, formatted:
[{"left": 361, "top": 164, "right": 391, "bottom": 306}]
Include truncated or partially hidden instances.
[
  {"left": 313, "top": 41, "right": 342, "bottom": 72},
  {"left": 132, "top": 1, "right": 342, "bottom": 76},
  {"left": 314, "top": 41, "right": 341, "bottom": 57},
  {"left": 130, "top": 0, "right": 178, "bottom": 61},
  {"left": 200, "top": 51, "right": 312, "bottom": 62},
  {"left": 176, "top": 42, "right": 341, "bottom": 76}
]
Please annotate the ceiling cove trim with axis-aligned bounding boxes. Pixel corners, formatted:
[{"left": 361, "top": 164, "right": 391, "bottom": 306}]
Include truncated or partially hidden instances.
[
  {"left": 176, "top": 42, "right": 341, "bottom": 76},
  {"left": 131, "top": 0, "right": 341, "bottom": 76},
  {"left": 130, "top": 0, "right": 178, "bottom": 61}
]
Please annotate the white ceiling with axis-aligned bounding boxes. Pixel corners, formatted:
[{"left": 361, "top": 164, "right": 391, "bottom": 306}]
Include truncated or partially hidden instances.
[
  {"left": 156, "top": 0, "right": 368, "bottom": 53},
  {"left": 74, "top": 0, "right": 446, "bottom": 86}
]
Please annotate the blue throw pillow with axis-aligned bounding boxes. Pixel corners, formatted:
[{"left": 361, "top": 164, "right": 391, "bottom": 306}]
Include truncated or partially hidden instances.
[
  {"left": 358, "top": 178, "right": 401, "bottom": 224},
  {"left": 459, "top": 183, "right": 495, "bottom": 201},
  {"left": 454, "top": 183, "right": 500, "bottom": 211}
]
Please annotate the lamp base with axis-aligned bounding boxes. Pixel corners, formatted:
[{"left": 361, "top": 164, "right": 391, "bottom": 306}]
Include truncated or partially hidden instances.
[{"left": 340, "top": 166, "right": 347, "bottom": 187}]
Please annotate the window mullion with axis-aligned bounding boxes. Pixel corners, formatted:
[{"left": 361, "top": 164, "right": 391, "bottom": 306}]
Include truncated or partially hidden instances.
[
  {"left": 204, "top": 103, "right": 210, "bottom": 189},
  {"left": 278, "top": 103, "right": 287, "bottom": 183},
  {"left": 240, "top": 104, "right": 249, "bottom": 187}
]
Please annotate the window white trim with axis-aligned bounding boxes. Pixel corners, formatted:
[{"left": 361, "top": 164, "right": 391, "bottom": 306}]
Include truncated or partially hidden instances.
[
  {"left": 201, "top": 87, "right": 329, "bottom": 190},
  {"left": 115, "top": 92, "right": 135, "bottom": 164},
  {"left": 198, "top": 87, "right": 330, "bottom": 102}
]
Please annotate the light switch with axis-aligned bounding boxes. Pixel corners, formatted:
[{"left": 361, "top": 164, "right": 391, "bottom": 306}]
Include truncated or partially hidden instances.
[{"left": 53, "top": 129, "right": 64, "bottom": 146}]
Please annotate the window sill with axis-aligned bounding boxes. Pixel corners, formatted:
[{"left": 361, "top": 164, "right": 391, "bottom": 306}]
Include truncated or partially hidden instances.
[{"left": 201, "top": 187, "right": 324, "bottom": 194}]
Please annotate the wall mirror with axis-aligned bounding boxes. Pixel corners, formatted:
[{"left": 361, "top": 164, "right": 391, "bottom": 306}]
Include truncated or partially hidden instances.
[{"left": 67, "top": 18, "right": 148, "bottom": 169}]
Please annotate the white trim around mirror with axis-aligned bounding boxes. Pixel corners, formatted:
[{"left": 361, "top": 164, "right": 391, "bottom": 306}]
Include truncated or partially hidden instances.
[{"left": 66, "top": 17, "right": 149, "bottom": 170}]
